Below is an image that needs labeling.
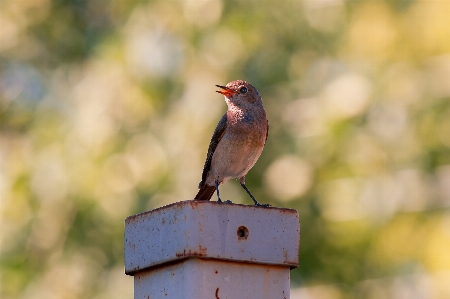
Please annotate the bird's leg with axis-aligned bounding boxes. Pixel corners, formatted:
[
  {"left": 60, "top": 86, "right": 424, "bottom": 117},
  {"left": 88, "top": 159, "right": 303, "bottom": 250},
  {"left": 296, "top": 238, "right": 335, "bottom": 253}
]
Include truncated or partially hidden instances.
[
  {"left": 215, "top": 180, "right": 222, "bottom": 202},
  {"left": 215, "top": 180, "right": 232, "bottom": 204},
  {"left": 240, "top": 182, "right": 270, "bottom": 207}
]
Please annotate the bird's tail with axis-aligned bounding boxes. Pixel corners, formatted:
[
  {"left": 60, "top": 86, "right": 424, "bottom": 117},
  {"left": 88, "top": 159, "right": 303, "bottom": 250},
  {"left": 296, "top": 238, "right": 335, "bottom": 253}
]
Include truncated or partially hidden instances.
[{"left": 194, "top": 185, "right": 216, "bottom": 201}]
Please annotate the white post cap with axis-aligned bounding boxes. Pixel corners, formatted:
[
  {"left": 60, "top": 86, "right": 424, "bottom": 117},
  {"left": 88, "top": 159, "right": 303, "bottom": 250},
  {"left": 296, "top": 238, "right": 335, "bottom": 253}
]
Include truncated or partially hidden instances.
[{"left": 124, "top": 200, "right": 299, "bottom": 275}]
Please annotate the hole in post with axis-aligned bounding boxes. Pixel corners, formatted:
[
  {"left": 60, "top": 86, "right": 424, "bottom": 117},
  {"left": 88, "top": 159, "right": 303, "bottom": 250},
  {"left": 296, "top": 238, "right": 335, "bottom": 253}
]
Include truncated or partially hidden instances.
[{"left": 237, "top": 226, "right": 249, "bottom": 240}]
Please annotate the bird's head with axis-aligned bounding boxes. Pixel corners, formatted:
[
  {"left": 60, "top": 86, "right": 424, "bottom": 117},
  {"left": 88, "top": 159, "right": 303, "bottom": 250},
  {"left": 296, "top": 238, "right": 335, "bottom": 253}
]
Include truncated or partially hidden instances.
[{"left": 216, "top": 80, "right": 261, "bottom": 106}]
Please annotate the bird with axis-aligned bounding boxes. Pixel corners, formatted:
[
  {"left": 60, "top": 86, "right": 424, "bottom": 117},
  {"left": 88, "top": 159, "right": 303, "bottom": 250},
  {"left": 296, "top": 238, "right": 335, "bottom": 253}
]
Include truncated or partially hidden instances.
[{"left": 194, "top": 80, "right": 269, "bottom": 207}]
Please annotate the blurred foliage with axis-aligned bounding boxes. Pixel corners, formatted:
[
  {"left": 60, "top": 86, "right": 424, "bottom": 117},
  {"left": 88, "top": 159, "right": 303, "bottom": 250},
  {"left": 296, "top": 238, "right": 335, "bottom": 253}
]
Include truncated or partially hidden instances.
[{"left": 1, "top": 0, "right": 449, "bottom": 298}]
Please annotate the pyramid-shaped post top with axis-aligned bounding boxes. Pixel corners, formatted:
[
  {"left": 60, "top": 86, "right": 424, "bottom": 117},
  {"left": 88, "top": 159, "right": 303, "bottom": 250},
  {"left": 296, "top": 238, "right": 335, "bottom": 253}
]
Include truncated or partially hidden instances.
[{"left": 124, "top": 200, "right": 299, "bottom": 275}]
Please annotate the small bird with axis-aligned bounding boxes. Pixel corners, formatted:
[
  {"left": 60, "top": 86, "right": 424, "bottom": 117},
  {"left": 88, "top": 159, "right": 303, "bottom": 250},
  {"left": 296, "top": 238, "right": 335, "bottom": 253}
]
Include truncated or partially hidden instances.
[{"left": 194, "top": 80, "right": 269, "bottom": 207}]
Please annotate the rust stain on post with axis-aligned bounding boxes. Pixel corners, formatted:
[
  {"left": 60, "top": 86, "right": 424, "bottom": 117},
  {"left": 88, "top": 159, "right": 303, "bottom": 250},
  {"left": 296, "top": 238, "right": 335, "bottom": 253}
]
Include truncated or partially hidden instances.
[
  {"left": 176, "top": 245, "right": 207, "bottom": 258},
  {"left": 283, "top": 248, "right": 289, "bottom": 264}
]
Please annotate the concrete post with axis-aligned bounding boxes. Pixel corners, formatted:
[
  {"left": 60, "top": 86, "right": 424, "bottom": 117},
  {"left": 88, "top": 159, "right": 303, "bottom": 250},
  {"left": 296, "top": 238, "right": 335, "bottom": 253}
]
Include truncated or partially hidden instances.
[{"left": 124, "top": 200, "right": 299, "bottom": 299}]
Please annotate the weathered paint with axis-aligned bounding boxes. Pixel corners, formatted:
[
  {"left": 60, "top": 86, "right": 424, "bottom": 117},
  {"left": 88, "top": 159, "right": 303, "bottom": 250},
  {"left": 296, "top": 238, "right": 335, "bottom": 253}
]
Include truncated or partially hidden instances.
[
  {"left": 124, "top": 200, "right": 299, "bottom": 275},
  {"left": 134, "top": 258, "right": 290, "bottom": 299}
]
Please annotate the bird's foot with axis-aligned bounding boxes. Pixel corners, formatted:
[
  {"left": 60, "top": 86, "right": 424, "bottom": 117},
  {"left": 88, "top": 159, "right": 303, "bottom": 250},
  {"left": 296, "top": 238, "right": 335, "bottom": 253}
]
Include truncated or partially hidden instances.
[
  {"left": 254, "top": 202, "right": 271, "bottom": 208},
  {"left": 218, "top": 198, "right": 233, "bottom": 204}
]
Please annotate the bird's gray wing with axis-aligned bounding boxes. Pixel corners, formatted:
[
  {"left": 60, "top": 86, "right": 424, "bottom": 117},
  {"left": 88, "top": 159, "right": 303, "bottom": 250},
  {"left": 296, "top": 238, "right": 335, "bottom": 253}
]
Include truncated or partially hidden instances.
[{"left": 199, "top": 113, "right": 227, "bottom": 188}]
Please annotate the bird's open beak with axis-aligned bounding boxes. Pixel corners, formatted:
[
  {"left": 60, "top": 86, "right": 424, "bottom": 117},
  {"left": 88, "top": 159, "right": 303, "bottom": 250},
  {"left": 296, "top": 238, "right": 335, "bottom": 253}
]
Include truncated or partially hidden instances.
[{"left": 216, "top": 85, "right": 237, "bottom": 97}]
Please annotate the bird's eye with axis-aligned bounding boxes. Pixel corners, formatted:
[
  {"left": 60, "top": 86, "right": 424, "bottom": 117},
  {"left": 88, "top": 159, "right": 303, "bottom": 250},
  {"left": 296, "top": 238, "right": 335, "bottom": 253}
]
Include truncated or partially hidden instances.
[{"left": 239, "top": 87, "right": 248, "bottom": 94}]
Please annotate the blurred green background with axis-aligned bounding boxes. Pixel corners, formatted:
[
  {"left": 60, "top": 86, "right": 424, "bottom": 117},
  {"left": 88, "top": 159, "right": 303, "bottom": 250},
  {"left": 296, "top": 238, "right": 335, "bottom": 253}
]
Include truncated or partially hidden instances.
[{"left": 1, "top": 0, "right": 449, "bottom": 298}]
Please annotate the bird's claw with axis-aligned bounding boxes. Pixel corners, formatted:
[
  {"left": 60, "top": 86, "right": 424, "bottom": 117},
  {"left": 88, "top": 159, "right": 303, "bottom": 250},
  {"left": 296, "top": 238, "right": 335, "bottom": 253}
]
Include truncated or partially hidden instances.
[
  {"left": 218, "top": 199, "right": 233, "bottom": 204},
  {"left": 255, "top": 203, "right": 271, "bottom": 208}
]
